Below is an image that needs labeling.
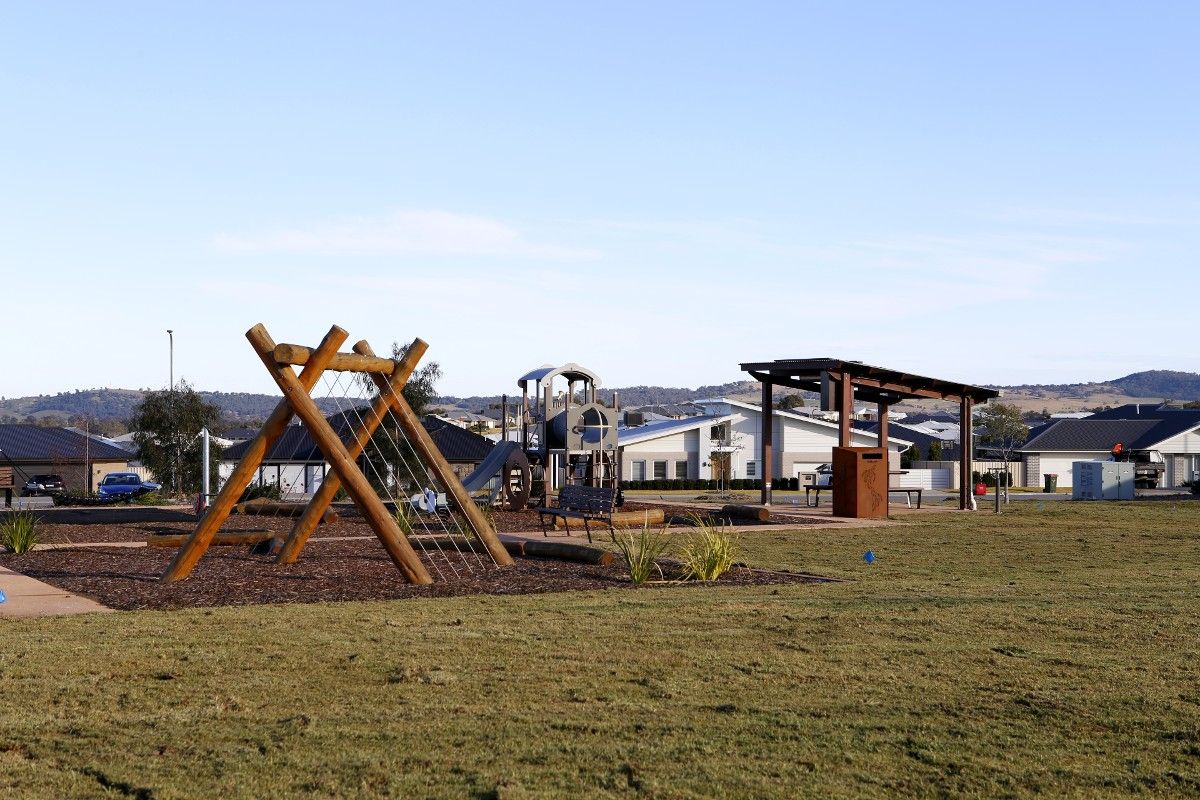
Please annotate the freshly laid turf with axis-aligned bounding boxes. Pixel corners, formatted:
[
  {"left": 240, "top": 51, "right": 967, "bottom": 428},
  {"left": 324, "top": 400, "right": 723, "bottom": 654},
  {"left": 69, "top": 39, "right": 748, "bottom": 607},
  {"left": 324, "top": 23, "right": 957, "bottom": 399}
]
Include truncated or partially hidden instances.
[{"left": 1, "top": 501, "right": 1198, "bottom": 798}]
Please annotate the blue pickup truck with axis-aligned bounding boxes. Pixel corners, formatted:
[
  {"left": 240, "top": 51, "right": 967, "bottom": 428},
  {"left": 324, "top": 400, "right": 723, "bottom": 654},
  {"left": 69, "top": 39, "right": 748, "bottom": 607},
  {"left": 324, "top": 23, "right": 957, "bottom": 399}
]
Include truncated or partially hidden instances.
[{"left": 97, "top": 472, "right": 162, "bottom": 498}]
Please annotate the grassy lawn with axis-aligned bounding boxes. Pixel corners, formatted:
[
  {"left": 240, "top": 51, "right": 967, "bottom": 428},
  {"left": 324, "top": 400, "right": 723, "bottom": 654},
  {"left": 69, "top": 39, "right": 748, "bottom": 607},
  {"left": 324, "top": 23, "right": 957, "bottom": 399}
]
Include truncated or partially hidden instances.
[{"left": 2, "top": 502, "right": 1199, "bottom": 798}]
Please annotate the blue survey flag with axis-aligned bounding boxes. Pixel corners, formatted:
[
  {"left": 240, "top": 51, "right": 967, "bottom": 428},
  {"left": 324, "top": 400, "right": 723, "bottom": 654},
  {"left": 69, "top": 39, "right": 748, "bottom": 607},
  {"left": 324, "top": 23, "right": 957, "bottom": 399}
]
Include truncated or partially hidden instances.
[{"left": 863, "top": 550, "right": 876, "bottom": 564}]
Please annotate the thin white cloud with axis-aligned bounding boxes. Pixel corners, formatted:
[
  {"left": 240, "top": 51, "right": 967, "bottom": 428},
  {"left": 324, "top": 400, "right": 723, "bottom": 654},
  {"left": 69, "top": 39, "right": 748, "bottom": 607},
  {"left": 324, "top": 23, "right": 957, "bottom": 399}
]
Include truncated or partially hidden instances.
[
  {"left": 987, "top": 206, "right": 1192, "bottom": 227},
  {"left": 214, "top": 208, "right": 599, "bottom": 260}
]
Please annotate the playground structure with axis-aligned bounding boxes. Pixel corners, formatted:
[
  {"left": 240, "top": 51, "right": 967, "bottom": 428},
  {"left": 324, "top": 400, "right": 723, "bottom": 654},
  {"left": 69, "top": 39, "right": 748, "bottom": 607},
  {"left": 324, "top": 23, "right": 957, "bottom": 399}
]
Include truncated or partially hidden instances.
[
  {"left": 513, "top": 363, "right": 619, "bottom": 499},
  {"left": 162, "top": 324, "right": 514, "bottom": 585},
  {"left": 458, "top": 440, "right": 532, "bottom": 511}
]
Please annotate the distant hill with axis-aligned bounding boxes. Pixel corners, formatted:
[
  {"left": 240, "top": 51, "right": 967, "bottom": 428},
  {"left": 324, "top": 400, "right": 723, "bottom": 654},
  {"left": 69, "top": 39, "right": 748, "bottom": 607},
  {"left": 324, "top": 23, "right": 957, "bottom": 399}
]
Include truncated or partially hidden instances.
[
  {"left": 439, "top": 380, "right": 761, "bottom": 413},
  {"left": 1108, "top": 371, "right": 1200, "bottom": 400},
  {"left": 986, "top": 370, "right": 1200, "bottom": 413},
  {"left": 2, "top": 371, "right": 1198, "bottom": 429},
  {"left": 0, "top": 389, "right": 350, "bottom": 431}
]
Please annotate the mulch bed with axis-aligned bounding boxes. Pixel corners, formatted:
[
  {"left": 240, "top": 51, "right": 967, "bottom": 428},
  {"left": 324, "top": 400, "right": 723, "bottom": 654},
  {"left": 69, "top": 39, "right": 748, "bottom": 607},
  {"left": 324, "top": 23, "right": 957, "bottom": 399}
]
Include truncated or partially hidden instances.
[
  {"left": 26, "top": 500, "right": 826, "bottom": 548},
  {"left": 0, "top": 537, "right": 825, "bottom": 612}
]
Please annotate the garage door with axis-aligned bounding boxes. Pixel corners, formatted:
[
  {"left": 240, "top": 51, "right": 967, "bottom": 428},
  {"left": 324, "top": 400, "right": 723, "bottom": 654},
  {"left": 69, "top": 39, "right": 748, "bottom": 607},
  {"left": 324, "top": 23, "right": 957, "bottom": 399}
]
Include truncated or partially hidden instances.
[{"left": 1040, "top": 456, "right": 1100, "bottom": 488}]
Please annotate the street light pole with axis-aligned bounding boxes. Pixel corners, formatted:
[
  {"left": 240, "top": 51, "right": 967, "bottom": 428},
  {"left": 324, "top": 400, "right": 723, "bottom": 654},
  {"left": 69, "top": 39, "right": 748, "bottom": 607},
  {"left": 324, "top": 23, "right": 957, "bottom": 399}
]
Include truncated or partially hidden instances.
[{"left": 167, "top": 329, "right": 174, "bottom": 391}]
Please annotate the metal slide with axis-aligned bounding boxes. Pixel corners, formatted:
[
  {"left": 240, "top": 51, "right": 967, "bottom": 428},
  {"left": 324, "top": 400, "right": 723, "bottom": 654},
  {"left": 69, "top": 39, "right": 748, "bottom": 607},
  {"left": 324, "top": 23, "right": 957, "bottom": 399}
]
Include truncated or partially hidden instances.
[{"left": 459, "top": 441, "right": 532, "bottom": 510}]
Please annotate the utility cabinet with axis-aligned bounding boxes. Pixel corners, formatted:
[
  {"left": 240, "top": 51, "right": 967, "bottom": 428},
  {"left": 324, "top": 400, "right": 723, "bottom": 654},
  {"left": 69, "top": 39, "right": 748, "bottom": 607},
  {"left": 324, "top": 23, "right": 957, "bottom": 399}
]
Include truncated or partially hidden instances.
[
  {"left": 832, "top": 446, "right": 888, "bottom": 519},
  {"left": 1072, "top": 461, "right": 1135, "bottom": 500}
]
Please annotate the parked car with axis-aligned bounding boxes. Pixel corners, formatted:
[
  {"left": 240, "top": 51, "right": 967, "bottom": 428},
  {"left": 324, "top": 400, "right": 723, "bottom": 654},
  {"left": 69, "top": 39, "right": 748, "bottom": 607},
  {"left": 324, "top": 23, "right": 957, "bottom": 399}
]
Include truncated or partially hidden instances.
[
  {"left": 23, "top": 474, "right": 66, "bottom": 496},
  {"left": 97, "top": 472, "right": 162, "bottom": 498}
]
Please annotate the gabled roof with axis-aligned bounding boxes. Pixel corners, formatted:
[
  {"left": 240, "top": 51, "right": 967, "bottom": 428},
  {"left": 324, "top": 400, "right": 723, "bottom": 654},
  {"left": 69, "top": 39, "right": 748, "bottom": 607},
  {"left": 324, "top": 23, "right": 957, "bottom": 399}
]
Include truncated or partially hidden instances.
[
  {"left": 1022, "top": 406, "right": 1200, "bottom": 452},
  {"left": 1020, "top": 419, "right": 1160, "bottom": 452},
  {"left": 617, "top": 414, "right": 731, "bottom": 446},
  {"left": 697, "top": 398, "right": 913, "bottom": 447},
  {"left": 629, "top": 403, "right": 705, "bottom": 419},
  {"left": 222, "top": 414, "right": 494, "bottom": 464},
  {"left": 852, "top": 421, "right": 959, "bottom": 458},
  {"left": 1087, "top": 403, "right": 1172, "bottom": 420},
  {"left": 422, "top": 416, "right": 495, "bottom": 462},
  {"left": 221, "top": 427, "right": 263, "bottom": 441},
  {"left": 0, "top": 424, "right": 132, "bottom": 462}
]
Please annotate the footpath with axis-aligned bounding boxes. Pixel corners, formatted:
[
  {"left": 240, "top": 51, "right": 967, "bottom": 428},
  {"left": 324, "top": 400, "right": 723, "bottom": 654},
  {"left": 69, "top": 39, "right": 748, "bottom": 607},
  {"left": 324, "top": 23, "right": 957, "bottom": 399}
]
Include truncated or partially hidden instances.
[{"left": 0, "top": 565, "right": 112, "bottom": 619}]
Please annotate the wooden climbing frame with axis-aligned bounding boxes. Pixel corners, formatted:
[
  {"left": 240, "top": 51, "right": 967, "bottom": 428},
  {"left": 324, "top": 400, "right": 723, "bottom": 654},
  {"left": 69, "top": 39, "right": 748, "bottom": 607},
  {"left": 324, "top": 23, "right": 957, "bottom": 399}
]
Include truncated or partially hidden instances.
[{"left": 161, "top": 323, "right": 514, "bottom": 584}]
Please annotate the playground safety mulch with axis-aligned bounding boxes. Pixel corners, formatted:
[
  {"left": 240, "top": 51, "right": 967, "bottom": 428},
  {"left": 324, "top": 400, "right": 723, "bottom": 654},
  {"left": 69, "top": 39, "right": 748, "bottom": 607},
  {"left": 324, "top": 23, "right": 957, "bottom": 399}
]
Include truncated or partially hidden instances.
[
  {"left": 28, "top": 513, "right": 364, "bottom": 545},
  {"left": 0, "top": 537, "right": 826, "bottom": 612},
  {"left": 484, "top": 502, "right": 828, "bottom": 533}
]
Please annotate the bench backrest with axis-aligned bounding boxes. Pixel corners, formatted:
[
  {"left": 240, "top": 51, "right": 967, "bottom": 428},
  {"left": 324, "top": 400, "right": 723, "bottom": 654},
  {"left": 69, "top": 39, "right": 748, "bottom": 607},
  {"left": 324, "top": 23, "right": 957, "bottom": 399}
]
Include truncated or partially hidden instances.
[{"left": 556, "top": 484, "right": 616, "bottom": 513}]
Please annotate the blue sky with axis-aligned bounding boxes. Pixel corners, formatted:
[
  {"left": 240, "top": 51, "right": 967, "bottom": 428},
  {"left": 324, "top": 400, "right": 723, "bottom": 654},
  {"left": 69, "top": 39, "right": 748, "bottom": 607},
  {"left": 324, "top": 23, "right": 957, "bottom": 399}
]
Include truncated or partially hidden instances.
[{"left": 3, "top": 2, "right": 1198, "bottom": 399}]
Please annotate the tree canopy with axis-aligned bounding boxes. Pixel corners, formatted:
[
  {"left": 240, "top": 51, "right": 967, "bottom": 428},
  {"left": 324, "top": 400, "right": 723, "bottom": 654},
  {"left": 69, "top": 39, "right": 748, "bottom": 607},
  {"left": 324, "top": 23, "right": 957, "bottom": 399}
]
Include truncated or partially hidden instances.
[
  {"left": 360, "top": 341, "right": 442, "bottom": 417},
  {"left": 778, "top": 394, "right": 806, "bottom": 410},
  {"left": 977, "top": 402, "right": 1029, "bottom": 462},
  {"left": 129, "top": 381, "right": 223, "bottom": 493}
]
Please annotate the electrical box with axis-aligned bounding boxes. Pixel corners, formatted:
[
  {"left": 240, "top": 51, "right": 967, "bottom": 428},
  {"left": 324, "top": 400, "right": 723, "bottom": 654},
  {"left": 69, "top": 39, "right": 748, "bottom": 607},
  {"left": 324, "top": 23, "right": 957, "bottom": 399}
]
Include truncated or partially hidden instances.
[
  {"left": 1072, "top": 461, "right": 1135, "bottom": 500},
  {"left": 832, "top": 446, "right": 888, "bottom": 518}
]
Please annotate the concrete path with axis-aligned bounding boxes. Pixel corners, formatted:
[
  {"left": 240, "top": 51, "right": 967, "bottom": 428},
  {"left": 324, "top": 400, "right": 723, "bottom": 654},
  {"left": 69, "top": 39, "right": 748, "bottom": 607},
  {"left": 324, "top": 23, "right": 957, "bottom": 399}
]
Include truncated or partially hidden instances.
[{"left": 0, "top": 565, "right": 113, "bottom": 619}]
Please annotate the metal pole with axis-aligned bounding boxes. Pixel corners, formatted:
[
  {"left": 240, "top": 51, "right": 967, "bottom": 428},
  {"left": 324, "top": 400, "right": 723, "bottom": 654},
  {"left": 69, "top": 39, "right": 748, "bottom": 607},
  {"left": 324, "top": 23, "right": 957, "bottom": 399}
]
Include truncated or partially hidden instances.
[
  {"left": 501, "top": 394, "right": 508, "bottom": 442},
  {"left": 201, "top": 427, "right": 210, "bottom": 512},
  {"left": 167, "top": 329, "right": 174, "bottom": 391}
]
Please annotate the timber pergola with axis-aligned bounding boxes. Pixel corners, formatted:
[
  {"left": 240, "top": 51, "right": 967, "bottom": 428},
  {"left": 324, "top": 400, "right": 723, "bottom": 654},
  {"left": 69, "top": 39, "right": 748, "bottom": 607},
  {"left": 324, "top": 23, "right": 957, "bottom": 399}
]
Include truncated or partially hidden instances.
[{"left": 740, "top": 358, "right": 1000, "bottom": 511}]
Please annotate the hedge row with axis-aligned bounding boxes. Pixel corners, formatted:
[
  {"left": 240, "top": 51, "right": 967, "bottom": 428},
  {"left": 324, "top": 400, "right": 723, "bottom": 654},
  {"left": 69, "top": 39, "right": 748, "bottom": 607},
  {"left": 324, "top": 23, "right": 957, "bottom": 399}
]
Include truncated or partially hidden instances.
[{"left": 622, "top": 477, "right": 803, "bottom": 491}]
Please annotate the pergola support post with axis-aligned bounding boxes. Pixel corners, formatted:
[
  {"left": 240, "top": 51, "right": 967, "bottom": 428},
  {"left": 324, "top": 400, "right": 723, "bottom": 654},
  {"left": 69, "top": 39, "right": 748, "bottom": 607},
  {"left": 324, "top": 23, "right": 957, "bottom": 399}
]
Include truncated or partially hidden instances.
[
  {"left": 960, "top": 396, "right": 975, "bottom": 510},
  {"left": 838, "top": 373, "right": 853, "bottom": 447},
  {"left": 760, "top": 380, "right": 773, "bottom": 505}
]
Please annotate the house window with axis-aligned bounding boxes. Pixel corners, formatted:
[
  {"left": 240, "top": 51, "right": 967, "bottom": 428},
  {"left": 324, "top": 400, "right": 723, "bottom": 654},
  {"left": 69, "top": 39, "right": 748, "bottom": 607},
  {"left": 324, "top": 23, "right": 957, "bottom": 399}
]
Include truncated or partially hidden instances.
[
  {"left": 710, "top": 422, "right": 730, "bottom": 442},
  {"left": 746, "top": 460, "right": 757, "bottom": 478},
  {"left": 675, "top": 460, "right": 688, "bottom": 479},
  {"left": 653, "top": 461, "right": 668, "bottom": 480},
  {"left": 631, "top": 461, "right": 646, "bottom": 481}
]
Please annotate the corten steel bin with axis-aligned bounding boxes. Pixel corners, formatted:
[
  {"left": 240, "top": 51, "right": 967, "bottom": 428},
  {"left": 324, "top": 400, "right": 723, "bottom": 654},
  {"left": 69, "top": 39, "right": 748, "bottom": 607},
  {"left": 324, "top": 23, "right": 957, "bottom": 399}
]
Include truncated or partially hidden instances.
[{"left": 832, "top": 446, "right": 888, "bottom": 519}]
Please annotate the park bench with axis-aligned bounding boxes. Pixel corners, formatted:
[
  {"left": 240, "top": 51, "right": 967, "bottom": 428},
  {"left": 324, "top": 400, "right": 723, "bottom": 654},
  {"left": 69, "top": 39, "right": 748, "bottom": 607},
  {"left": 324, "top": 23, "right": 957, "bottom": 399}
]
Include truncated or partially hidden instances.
[
  {"left": 536, "top": 484, "right": 617, "bottom": 543},
  {"left": 888, "top": 487, "right": 923, "bottom": 508},
  {"left": 804, "top": 484, "right": 923, "bottom": 508}
]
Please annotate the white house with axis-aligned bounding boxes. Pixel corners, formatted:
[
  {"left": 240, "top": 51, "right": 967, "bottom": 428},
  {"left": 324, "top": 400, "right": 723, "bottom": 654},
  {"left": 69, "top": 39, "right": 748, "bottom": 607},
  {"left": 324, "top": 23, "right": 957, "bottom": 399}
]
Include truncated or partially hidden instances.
[
  {"left": 1019, "top": 404, "right": 1200, "bottom": 488},
  {"left": 617, "top": 398, "right": 910, "bottom": 484}
]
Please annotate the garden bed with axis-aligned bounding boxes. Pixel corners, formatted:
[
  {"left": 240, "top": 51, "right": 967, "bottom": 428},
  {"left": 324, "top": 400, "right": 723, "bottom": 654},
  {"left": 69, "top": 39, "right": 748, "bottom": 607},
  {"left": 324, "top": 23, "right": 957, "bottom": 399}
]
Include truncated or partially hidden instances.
[{"left": 0, "top": 536, "right": 824, "bottom": 611}]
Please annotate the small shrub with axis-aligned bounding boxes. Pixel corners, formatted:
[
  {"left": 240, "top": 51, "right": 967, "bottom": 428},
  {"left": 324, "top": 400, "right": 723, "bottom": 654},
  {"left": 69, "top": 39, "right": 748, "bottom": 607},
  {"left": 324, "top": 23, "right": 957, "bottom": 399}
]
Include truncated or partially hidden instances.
[
  {"left": 450, "top": 514, "right": 474, "bottom": 540},
  {"left": 1, "top": 511, "right": 41, "bottom": 554},
  {"left": 393, "top": 502, "right": 416, "bottom": 537},
  {"left": 679, "top": 514, "right": 738, "bottom": 581},
  {"left": 614, "top": 522, "right": 672, "bottom": 584},
  {"left": 477, "top": 502, "right": 496, "bottom": 532},
  {"left": 240, "top": 483, "right": 282, "bottom": 502},
  {"left": 132, "top": 491, "right": 162, "bottom": 506}
]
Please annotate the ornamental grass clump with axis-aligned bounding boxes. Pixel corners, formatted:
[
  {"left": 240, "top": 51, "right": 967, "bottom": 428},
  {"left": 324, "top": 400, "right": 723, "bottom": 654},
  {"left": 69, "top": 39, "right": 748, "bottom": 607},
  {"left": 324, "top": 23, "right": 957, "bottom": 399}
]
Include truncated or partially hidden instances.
[
  {"left": 679, "top": 513, "right": 738, "bottom": 581},
  {"left": 1, "top": 511, "right": 41, "bottom": 554},
  {"left": 393, "top": 501, "right": 416, "bottom": 537},
  {"left": 615, "top": 522, "right": 672, "bottom": 584}
]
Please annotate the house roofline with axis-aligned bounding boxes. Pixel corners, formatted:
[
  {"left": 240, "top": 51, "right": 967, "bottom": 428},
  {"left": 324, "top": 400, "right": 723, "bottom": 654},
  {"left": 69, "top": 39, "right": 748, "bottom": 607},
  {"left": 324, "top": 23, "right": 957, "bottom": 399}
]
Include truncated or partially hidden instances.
[{"left": 693, "top": 397, "right": 913, "bottom": 447}]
